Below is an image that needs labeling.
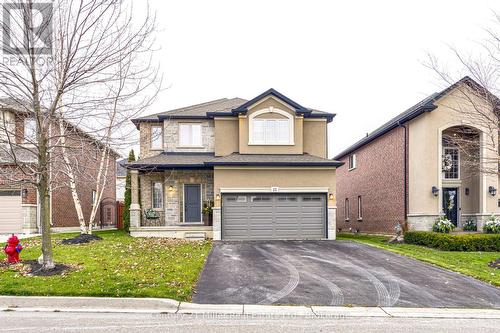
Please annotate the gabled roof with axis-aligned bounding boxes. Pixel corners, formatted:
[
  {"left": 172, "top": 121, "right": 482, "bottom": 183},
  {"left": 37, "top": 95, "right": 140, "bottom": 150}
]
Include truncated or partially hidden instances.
[
  {"left": 132, "top": 90, "right": 336, "bottom": 127},
  {"left": 232, "top": 88, "right": 310, "bottom": 114},
  {"left": 333, "top": 76, "right": 496, "bottom": 160}
]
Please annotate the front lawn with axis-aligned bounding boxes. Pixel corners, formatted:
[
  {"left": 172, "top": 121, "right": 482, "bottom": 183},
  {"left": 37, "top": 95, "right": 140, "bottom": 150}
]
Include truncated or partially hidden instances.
[
  {"left": 0, "top": 230, "right": 211, "bottom": 301},
  {"left": 338, "top": 233, "right": 500, "bottom": 287}
]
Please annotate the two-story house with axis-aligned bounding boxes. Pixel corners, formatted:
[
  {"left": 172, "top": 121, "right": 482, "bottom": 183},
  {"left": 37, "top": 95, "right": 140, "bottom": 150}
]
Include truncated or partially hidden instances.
[
  {"left": 335, "top": 77, "right": 500, "bottom": 234},
  {"left": 127, "top": 89, "right": 342, "bottom": 240},
  {"left": 0, "top": 98, "right": 117, "bottom": 234}
]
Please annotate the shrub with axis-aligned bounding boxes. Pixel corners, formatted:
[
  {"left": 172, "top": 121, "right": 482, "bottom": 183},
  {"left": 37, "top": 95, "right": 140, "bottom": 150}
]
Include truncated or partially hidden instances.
[
  {"left": 462, "top": 219, "right": 477, "bottom": 232},
  {"left": 432, "top": 216, "right": 455, "bottom": 233},
  {"left": 404, "top": 231, "right": 500, "bottom": 251},
  {"left": 483, "top": 216, "right": 500, "bottom": 234}
]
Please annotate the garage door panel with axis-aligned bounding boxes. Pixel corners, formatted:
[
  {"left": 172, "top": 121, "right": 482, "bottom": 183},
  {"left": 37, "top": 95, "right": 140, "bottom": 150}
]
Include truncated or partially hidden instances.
[
  {"left": 0, "top": 192, "right": 23, "bottom": 234},
  {"left": 222, "top": 193, "right": 325, "bottom": 240}
]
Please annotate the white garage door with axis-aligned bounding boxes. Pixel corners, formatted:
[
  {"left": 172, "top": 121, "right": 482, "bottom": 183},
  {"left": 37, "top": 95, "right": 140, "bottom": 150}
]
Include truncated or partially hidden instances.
[
  {"left": 222, "top": 193, "right": 326, "bottom": 240},
  {"left": 0, "top": 190, "right": 23, "bottom": 234}
]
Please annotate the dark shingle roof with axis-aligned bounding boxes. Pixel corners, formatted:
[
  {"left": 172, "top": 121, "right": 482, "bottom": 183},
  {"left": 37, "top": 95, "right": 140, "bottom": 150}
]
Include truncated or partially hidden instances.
[
  {"left": 126, "top": 152, "right": 343, "bottom": 170},
  {"left": 333, "top": 76, "right": 496, "bottom": 160},
  {"left": 126, "top": 152, "right": 216, "bottom": 170},
  {"left": 207, "top": 153, "right": 342, "bottom": 167},
  {"left": 132, "top": 90, "right": 336, "bottom": 126}
]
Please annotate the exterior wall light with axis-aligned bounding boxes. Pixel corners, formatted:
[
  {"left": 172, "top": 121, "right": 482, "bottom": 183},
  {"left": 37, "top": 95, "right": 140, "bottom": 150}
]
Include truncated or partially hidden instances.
[
  {"left": 329, "top": 193, "right": 334, "bottom": 200},
  {"left": 431, "top": 186, "right": 439, "bottom": 197},
  {"left": 489, "top": 186, "right": 497, "bottom": 196},
  {"left": 168, "top": 185, "right": 174, "bottom": 192},
  {"left": 21, "top": 188, "right": 28, "bottom": 199},
  {"left": 216, "top": 194, "right": 221, "bottom": 201},
  {"left": 465, "top": 188, "right": 470, "bottom": 196}
]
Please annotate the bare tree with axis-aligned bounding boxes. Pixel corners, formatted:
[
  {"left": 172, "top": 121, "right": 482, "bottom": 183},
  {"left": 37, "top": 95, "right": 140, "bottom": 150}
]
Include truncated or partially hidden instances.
[
  {"left": 0, "top": 0, "right": 160, "bottom": 269},
  {"left": 425, "top": 12, "right": 500, "bottom": 177}
]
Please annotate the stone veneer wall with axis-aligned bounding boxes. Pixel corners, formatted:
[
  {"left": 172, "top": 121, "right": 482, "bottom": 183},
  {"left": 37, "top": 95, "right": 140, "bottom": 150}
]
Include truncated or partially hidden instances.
[
  {"left": 164, "top": 119, "right": 215, "bottom": 153},
  {"left": 140, "top": 169, "right": 214, "bottom": 226}
]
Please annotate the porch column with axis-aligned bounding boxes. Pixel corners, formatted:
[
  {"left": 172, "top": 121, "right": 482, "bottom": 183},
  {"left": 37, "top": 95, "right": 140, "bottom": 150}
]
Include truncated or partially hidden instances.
[{"left": 130, "top": 170, "right": 141, "bottom": 229}]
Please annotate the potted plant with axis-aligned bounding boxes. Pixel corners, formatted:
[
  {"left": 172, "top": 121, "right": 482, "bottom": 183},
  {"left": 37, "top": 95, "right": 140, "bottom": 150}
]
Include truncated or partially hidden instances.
[
  {"left": 462, "top": 219, "right": 477, "bottom": 232},
  {"left": 432, "top": 216, "right": 455, "bottom": 233},
  {"left": 202, "top": 200, "right": 214, "bottom": 226}
]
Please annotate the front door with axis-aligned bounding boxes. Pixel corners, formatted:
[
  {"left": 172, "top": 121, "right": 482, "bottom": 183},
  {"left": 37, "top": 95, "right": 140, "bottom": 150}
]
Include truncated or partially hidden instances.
[
  {"left": 184, "top": 184, "right": 201, "bottom": 223},
  {"left": 442, "top": 187, "right": 459, "bottom": 226}
]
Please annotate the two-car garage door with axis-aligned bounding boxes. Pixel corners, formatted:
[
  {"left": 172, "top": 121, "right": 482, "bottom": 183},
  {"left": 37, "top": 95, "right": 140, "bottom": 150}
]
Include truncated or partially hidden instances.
[{"left": 222, "top": 193, "right": 326, "bottom": 240}]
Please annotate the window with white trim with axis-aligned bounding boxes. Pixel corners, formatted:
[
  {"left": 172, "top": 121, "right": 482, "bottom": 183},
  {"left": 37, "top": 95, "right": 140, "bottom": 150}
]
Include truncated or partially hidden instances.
[
  {"left": 24, "top": 118, "right": 37, "bottom": 143},
  {"left": 443, "top": 147, "right": 459, "bottom": 179},
  {"left": 344, "top": 198, "right": 350, "bottom": 221},
  {"left": 150, "top": 125, "right": 163, "bottom": 150},
  {"left": 357, "top": 196, "right": 363, "bottom": 220},
  {"left": 251, "top": 118, "right": 291, "bottom": 144},
  {"left": 179, "top": 123, "right": 202, "bottom": 147},
  {"left": 152, "top": 181, "right": 163, "bottom": 209},
  {"left": 348, "top": 154, "right": 356, "bottom": 170}
]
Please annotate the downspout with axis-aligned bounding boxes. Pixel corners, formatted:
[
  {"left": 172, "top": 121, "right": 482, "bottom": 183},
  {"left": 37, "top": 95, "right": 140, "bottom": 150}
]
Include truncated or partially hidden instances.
[{"left": 397, "top": 121, "right": 408, "bottom": 229}]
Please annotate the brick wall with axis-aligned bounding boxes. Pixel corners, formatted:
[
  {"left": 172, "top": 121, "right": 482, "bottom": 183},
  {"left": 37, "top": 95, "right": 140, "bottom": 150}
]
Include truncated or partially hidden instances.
[
  {"left": 0, "top": 166, "right": 37, "bottom": 205},
  {"left": 336, "top": 126, "right": 406, "bottom": 234}
]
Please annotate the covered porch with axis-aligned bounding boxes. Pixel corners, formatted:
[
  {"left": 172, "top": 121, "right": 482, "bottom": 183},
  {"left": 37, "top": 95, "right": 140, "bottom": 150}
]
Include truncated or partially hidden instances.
[{"left": 127, "top": 153, "right": 215, "bottom": 239}]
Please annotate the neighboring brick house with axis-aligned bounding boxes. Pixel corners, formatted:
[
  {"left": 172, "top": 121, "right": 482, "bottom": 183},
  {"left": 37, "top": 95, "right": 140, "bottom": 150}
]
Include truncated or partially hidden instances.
[
  {"left": 335, "top": 77, "right": 500, "bottom": 234},
  {"left": 126, "top": 89, "right": 342, "bottom": 240},
  {"left": 0, "top": 99, "right": 118, "bottom": 234}
]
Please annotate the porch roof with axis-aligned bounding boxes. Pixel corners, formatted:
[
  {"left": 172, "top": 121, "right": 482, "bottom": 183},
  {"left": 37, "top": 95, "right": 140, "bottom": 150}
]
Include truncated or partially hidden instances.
[{"left": 126, "top": 152, "right": 215, "bottom": 170}]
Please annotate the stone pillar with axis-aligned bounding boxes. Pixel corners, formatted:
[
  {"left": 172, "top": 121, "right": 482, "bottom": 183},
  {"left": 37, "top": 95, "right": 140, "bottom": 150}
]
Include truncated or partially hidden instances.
[{"left": 130, "top": 170, "right": 141, "bottom": 228}]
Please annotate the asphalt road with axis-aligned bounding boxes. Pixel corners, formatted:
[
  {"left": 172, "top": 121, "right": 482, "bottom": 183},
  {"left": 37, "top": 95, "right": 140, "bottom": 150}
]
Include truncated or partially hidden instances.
[
  {"left": 194, "top": 241, "right": 500, "bottom": 307},
  {"left": 0, "top": 311, "right": 499, "bottom": 333}
]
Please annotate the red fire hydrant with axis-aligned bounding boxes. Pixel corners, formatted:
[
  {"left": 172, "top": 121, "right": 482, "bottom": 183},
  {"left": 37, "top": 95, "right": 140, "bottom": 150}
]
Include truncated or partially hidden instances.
[{"left": 3, "top": 235, "right": 23, "bottom": 263}]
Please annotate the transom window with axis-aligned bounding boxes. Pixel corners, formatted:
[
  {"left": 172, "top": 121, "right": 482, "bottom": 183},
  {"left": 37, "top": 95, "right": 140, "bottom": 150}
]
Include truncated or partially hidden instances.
[
  {"left": 150, "top": 125, "right": 163, "bottom": 150},
  {"left": 179, "top": 123, "right": 202, "bottom": 147},
  {"left": 443, "top": 147, "right": 459, "bottom": 179},
  {"left": 152, "top": 181, "right": 163, "bottom": 209}
]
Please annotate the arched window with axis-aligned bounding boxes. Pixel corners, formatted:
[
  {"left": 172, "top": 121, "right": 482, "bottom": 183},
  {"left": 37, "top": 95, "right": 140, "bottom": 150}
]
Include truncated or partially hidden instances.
[{"left": 248, "top": 108, "right": 294, "bottom": 145}]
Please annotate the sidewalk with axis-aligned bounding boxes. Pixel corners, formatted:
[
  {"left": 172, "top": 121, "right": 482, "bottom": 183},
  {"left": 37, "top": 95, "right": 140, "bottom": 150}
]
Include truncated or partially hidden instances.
[{"left": 0, "top": 296, "right": 499, "bottom": 319}]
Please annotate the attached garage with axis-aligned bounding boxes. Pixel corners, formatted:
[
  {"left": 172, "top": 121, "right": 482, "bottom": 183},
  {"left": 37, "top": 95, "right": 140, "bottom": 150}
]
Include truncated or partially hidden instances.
[
  {"left": 222, "top": 193, "right": 326, "bottom": 240},
  {"left": 0, "top": 190, "right": 22, "bottom": 234}
]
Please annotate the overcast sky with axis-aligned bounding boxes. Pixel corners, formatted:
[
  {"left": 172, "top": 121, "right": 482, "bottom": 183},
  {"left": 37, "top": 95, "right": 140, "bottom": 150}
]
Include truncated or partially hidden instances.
[{"left": 138, "top": 0, "right": 499, "bottom": 157}]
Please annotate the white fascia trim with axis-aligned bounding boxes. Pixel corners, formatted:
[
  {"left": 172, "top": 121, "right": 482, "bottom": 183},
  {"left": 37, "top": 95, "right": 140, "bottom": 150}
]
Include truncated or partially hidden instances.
[{"left": 220, "top": 187, "right": 329, "bottom": 193}]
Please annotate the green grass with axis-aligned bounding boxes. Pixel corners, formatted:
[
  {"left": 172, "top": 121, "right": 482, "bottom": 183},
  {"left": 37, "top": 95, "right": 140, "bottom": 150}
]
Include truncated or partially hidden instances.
[
  {"left": 0, "top": 230, "right": 211, "bottom": 301},
  {"left": 338, "top": 233, "right": 500, "bottom": 286}
]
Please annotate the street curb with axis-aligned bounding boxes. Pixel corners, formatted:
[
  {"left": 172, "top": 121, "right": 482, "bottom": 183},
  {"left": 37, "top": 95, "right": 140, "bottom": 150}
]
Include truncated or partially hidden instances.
[{"left": 0, "top": 296, "right": 499, "bottom": 319}]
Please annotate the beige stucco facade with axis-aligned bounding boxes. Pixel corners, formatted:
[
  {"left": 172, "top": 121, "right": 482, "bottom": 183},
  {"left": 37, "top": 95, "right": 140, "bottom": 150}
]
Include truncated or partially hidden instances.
[{"left": 407, "top": 84, "right": 499, "bottom": 230}]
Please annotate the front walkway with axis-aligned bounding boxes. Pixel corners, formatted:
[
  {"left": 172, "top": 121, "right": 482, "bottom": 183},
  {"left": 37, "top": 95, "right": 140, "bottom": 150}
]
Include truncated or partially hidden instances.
[{"left": 194, "top": 241, "right": 500, "bottom": 307}]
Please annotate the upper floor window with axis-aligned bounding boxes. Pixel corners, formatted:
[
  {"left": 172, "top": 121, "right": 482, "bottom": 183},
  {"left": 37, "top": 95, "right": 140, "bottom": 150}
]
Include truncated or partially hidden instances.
[
  {"left": 443, "top": 147, "right": 459, "bottom": 179},
  {"left": 249, "top": 108, "right": 294, "bottom": 145},
  {"left": 150, "top": 125, "right": 163, "bottom": 150},
  {"left": 179, "top": 123, "right": 202, "bottom": 147},
  {"left": 24, "top": 118, "right": 36, "bottom": 143},
  {"left": 348, "top": 154, "right": 356, "bottom": 170}
]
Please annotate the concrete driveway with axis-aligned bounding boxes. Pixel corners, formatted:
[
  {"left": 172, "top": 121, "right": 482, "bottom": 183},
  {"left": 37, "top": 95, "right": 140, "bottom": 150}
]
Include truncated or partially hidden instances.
[{"left": 193, "top": 241, "right": 500, "bottom": 308}]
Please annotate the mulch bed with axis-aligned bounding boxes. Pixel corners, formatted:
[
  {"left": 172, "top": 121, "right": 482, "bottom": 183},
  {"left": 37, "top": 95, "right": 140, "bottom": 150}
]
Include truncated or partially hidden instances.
[
  {"left": 61, "top": 233, "right": 102, "bottom": 245},
  {"left": 489, "top": 258, "right": 500, "bottom": 269},
  {"left": 1, "top": 260, "right": 75, "bottom": 276}
]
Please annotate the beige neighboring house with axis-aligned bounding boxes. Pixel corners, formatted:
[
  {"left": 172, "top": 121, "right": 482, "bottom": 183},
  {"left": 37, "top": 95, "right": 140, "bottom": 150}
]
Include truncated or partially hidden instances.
[
  {"left": 334, "top": 77, "right": 499, "bottom": 234},
  {"left": 126, "top": 89, "right": 341, "bottom": 240}
]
